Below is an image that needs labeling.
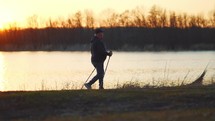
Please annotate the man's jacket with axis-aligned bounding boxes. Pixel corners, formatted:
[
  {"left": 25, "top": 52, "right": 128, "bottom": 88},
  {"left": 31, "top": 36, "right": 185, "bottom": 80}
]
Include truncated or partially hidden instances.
[{"left": 91, "top": 36, "right": 108, "bottom": 63}]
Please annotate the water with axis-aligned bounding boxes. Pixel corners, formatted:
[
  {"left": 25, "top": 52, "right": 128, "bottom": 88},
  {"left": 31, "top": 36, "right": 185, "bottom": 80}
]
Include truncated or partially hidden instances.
[{"left": 0, "top": 51, "right": 214, "bottom": 91}]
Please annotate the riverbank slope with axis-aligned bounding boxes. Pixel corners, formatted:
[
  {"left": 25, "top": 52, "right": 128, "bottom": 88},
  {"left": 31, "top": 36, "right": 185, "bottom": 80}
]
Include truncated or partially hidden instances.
[{"left": 0, "top": 85, "right": 215, "bottom": 121}]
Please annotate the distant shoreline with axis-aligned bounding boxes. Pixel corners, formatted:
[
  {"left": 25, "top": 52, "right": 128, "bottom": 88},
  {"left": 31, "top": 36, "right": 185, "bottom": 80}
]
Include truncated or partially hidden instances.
[
  {"left": 0, "top": 27, "right": 214, "bottom": 51},
  {"left": 0, "top": 44, "right": 214, "bottom": 52}
]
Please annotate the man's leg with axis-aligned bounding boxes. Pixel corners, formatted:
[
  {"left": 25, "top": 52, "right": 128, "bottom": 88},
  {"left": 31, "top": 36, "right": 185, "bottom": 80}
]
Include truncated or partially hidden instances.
[
  {"left": 96, "top": 63, "right": 104, "bottom": 89},
  {"left": 85, "top": 63, "right": 98, "bottom": 89},
  {"left": 86, "top": 63, "right": 104, "bottom": 89},
  {"left": 87, "top": 74, "right": 99, "bottom": 86}
]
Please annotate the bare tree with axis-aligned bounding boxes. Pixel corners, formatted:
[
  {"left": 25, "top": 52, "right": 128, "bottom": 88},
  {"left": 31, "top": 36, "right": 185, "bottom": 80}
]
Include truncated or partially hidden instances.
[
  {"left": 46, "top": 18, "right": 60, "bottom": 28},
  {"left": 160, "top": 9, "right": 168, "bottom": 27},
  {"left": 27, "top": 14, "right": 39, "bottom": 28},
  {"left": 182, "top": 13, "right": 189, "bottom": 28},
  {"left": 66, "top": 18, "right": 75, "bottom": 28},
  {"left": 189, "top": 15, "right": 197, "bottom": 27},
  {"left": 85, "top": 10, "right": 95, "bottom": 28},
  {"left": 57, "top": 17, "right": 67, "bottom": 28},
  {"left": 209, "top": 10, "right": 215, "bottom": 27},
  {"left": 101, "top": 11, "right": 119, "bottom": 27},
  {"left": 119, "top": 10, "right": 133, "bottom": 27},
  {"left": 148, "top": 5, "right": 162, "bottom": 28},
  {"left": 132, "top": 7, "right": 147, "bottom": 27},
  {"left": 213, "top": 11, "right": 215, "bottom": 27},
  {"left": 169, "top": 12, "right": 177, "bottom": 28},
  {"left": 177, "top": 14, "right": 184, "bottom": 28},
  {"left": 195, "top": 15, "right": 206, "bottom": 28},
  {"left": 73, "top": 11, "right": 83, "bottom": 28}
]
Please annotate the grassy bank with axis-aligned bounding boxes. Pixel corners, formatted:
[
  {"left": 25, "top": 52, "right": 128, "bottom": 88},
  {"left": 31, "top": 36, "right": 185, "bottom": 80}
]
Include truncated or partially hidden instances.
[{"left": 0, "top": 86, "right": 215, "bottom": 121}]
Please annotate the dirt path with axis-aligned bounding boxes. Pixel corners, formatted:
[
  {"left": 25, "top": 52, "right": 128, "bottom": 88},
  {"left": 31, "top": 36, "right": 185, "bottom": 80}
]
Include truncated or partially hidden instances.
[{"left": 0, "top": 86, "right": 215, "bottom": 121}]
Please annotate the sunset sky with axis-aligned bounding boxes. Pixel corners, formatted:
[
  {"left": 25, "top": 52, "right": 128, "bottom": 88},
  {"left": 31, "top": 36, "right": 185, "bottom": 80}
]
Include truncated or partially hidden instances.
[{"left": 0, "top": 0, "right": 214, "bottom": 28}]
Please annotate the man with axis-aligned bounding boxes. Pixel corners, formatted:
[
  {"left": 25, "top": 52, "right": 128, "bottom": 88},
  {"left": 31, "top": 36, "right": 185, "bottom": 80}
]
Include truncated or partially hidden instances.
[{"left": 84, "top": 28, "right": 112, "bottom": 89}]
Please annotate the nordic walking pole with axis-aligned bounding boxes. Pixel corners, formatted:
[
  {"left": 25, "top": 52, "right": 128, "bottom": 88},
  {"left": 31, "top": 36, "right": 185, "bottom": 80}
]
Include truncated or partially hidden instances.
[
  {"left": 81, "top": 68, "right": 95, "bottom": 89},
  {"left": 81, "top": 56, "right": 111, "bottom": 89},
  {"left": 104, "top": 56, "right": 111, "bottom": 76}
]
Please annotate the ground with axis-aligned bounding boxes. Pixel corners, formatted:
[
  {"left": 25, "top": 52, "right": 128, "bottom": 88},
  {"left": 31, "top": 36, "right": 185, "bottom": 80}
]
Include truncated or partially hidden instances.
[{"left": 0, "top": 86, "right": 215, "bottom": 121}]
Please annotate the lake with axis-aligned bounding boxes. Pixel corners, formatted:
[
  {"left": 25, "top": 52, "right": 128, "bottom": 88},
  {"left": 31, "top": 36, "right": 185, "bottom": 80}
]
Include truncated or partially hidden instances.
[{"left": 0, "top": 51, "right": 214, "bottom": 91}]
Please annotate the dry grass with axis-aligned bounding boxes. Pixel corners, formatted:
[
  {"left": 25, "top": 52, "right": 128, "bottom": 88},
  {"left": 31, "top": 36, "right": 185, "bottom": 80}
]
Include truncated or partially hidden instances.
[
  {"left": 41, "top": 108, "right": 215, "bottom": 121},
  {"left": 116, "top": 81, "right": 143, "bottom": 89},
  {"left": 1, "top": 85, "right": 215, "bottom": 120}
]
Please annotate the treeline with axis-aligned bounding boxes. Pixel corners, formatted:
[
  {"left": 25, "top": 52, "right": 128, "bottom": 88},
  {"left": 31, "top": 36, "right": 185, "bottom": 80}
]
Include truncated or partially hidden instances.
[
  {"left": 0, "top": 6, "right": 214, "bottom": 51},
  {"left": 0, "top": 27, "right": 214, "bottom": 51},
  {"left": 7, "top": 6, "right": 215, "bottom": 29}
]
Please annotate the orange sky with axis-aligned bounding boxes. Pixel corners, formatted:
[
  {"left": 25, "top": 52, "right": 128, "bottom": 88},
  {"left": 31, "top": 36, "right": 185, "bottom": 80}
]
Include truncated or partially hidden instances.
[{"left": 0, "top": 0, "right": 214, "bottom": 29}]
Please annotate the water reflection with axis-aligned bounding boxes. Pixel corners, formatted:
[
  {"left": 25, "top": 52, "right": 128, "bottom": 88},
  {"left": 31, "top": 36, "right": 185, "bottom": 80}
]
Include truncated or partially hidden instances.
[
  {"left": 0, "top": 52, "right": 5, "bottom": 90},
  {"left": 0, "top": 51, "right": 214, "bottom": 91}
]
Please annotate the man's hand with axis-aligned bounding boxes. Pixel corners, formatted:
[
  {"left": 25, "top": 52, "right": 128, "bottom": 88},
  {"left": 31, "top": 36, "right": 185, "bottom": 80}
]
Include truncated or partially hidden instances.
[{"left": 108, "top": 51, "right": 113, "bottom": 57}]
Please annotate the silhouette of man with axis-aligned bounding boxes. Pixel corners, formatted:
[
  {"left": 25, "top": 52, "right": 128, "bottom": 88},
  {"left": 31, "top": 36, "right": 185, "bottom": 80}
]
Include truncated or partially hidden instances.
[{"left": 84, "top": 28, "right": 112, "bottom": 89}]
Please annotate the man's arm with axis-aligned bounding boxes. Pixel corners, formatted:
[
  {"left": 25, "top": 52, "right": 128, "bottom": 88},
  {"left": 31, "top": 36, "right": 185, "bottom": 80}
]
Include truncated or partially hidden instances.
[{"left": 96, "top": 41, "right": 108, "bottom": 56}]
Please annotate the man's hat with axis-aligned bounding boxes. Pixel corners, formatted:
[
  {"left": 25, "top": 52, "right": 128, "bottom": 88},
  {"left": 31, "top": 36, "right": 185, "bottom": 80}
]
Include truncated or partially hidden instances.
[{"left": 95, "top": 28, "right": 104, "bottom": 34}]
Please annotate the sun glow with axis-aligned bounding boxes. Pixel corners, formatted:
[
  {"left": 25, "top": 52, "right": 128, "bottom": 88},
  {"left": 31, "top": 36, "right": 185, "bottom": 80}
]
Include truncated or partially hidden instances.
[
  {"left": 0, "top": 22, "right": 6, "bottom": 30},
  {"left": 0, "top": 11, "right": 14, "bottom": 30}
]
